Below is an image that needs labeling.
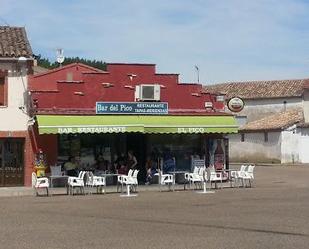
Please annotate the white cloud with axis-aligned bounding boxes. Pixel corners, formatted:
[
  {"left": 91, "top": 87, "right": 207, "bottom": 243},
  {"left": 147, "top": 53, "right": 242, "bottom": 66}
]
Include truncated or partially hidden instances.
[{"left": 1, "top": 0, "right": 309, "bottom": 83}]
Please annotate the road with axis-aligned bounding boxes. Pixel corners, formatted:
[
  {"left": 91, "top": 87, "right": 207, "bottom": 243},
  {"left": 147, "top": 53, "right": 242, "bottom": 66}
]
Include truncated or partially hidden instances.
[{"left": 1, "top": 165, "right": 309, "bottom": 249}]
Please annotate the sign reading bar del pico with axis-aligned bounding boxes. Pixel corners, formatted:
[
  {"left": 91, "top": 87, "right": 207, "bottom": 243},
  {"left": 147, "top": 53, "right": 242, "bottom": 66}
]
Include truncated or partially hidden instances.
[{"left": 96, "top": 102, "right": 168, "bottom": 115}]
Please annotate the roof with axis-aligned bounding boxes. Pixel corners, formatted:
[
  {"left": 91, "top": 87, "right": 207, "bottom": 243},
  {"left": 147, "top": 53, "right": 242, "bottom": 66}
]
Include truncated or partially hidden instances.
[
  {"left": 0, "top": 26, "right": 33, "bottom": 58},
  {"left": 29, "top": 63, "right": 108, "bottom": 92},
  {"left": 240, "top": 108, "right": 303, "bottom": 131},
  {"left": 204, "top": 79, "right": 308, "bottom": 99},
  {"left": 31, "top": 62, "right": 107, "bottom": 78},
  {"left": 107, "top": 62, "right": 156, "bottom": 66},
  {"left": 33, "top": 65, "right": 49, "bottom": 75}
]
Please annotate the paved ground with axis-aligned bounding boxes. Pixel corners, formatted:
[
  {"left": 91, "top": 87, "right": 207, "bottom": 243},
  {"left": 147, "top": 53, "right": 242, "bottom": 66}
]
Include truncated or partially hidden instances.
[{"left": 1, "top": 165, "right": 309, "bottom": 249}]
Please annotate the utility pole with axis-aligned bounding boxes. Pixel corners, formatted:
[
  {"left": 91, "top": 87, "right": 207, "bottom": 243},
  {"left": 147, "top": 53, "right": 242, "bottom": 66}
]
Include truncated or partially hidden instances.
[{"left": 195, "top": 65, "right": 200, "bottom": 84}]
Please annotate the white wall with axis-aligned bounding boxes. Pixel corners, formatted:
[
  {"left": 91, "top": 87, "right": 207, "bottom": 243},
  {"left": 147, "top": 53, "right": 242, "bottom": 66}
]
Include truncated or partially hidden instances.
[
  {"left": 303, "top": 90, "right": 309, "bottom": 123},
  {"left": 0, "top": 62, "right": 30, "bottom": 131},
  {"left": 229, "top": 127, "right": 309, "bottom": 164},
  {"left": 229, "top": 132, "right": 281, "bottom": 163},
  {"left": 226, "top": 97, "right": 302, "bottom": 123},
  {"left": 298, "top": 128, "right": 309, "bottom": 163},
  {"left": 281, "top": 129, "right": 300, "bottom": 163}
]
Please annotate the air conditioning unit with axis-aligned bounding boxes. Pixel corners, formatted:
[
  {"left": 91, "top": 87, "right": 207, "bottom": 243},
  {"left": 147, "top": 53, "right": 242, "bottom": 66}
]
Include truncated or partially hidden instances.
[
  {"left": 135, "top": 84, "right": 161, "bottom": 101},
  {"left": 204, "top": 102, "right": 213, "bottom": 108}
]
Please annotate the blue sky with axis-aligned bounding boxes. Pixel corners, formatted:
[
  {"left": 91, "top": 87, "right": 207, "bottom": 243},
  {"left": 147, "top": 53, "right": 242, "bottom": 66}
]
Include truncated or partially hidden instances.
[{"left": 1, "top": 0, "right": 309, "bottom": 84}]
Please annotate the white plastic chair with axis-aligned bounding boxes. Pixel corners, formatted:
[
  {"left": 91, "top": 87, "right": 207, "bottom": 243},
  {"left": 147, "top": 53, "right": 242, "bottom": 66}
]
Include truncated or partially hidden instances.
[
  {"left": 67, "top": 171, "right": 87, "bottom": 195},
  {"left": 236, "top": 165, "right": 249, "bottom": 187},
  {"left": 229, "top": 170, "right": 239, "bottom": 187},
  {"left": 208, "top": 166, "right": 223, "bottom": 189},
  {"left": 32, "top": 172, "right": 49, "bottom": 196},
  {"left": 160, "top": 173, "right": 174, "bottom": 191},
  {"left": 185, "top": 166, "right": 199, "bottom": 181},
  {"left": 228, "top": 165, "right": 247, "bottom": 187},
  {"left": 239, "top": 165, "right": 255, "bottom": 187},
  {"left": 186, "top": 167, "right": 204, "bottom": 189},
  {"left": 86, "top": 171, "right": 106, "bottom": 194},
  {"left": 131, "top": 169, "right": 139, "bottom": 192},
  {"left": 117, "top": 169, "right": 135, "bottom": 193}
]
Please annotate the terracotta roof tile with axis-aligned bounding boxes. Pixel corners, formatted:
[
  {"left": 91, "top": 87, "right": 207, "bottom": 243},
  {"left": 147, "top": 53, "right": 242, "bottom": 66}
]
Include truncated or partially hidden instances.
[
  {"left": 241, "top": 108, "right": 303, "bottom": 131},
  {"left": 204, "top": 79, "right": 308, "bottom": 99},
  {"left": 0, "top": 26, "right": 32, "bottom": 58},
  {"left": 33, "top": 65, "right": 49, "bottom": 75},
  {"left": 297, "top": 122, "right": 309, "bottom": 128}
]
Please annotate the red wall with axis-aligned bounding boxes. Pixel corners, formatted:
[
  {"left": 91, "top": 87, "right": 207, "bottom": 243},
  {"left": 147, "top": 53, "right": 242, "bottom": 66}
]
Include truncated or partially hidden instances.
[
  {"left": 28, "top": 63, "right": 228, "bottom": 186},
  {"left": 30, "top": 63, "right": 225, "bottom": 114}
]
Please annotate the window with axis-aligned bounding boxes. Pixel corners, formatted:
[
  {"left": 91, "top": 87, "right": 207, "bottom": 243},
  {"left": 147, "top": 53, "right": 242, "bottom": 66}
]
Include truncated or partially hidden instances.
[
  {"left": 241, "top": 133, "right": 245, "bottom": 142},
  {"left": 66, "top": 72, "right": 73, "bottom": 81},
  {"left": 264, "top": 132, "right": 268, "bottom": 142},
  {"left": 283, "top": 101, "right": 287, "bottom": 111},
  {"left": 0, "top": 77, "right": 7, "bottom": 106}
]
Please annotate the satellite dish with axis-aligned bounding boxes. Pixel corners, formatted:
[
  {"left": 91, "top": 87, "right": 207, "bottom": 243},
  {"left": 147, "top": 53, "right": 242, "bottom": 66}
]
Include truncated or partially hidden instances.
[
  {"left": 18, "top": 56, "right": 27, "bottom": 62},
  {"left": 56, "top": 48, "right": 65, "bottom": 64}
]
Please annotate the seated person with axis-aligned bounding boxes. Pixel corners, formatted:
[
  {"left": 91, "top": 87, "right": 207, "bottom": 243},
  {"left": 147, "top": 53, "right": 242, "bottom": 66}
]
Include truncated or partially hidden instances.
[
  {"left": 117, "top": 162, "right": 128, "bottom": 175},
  {"left": 163, "top": 155, "right": 175, "bottom": 174},
  {"left": 145, "top": 156, "right": 158, "bottom": 184},
  {"left": 114, "top": 152, "right": 126, "bottom": 174},
  {"left": 95, "top": 154, "right": 108, "bottom": 171},
  {"left": 64, "top": 156, "right": 78, "bottom": 176}
]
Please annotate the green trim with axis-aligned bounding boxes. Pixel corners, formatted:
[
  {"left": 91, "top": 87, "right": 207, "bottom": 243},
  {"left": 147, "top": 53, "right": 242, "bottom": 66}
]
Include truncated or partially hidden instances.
[{"left": 37, "top": 115, "right": 238, "bottom": 134}]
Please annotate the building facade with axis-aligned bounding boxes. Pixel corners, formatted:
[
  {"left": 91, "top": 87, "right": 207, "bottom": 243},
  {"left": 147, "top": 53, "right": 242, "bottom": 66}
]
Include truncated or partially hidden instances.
[
  {"left": 0, "top": 26, "right": 34, "bottom": 186},
  {"left": 205, "top": 79, "right": 309, "bottom": 164},
  {"left": 29, "top": 63, "right": 237, "bottom": 184}
]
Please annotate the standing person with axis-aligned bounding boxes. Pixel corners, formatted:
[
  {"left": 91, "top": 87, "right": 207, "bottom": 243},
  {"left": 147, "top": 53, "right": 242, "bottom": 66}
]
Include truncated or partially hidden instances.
[
  {"left": 64, "top": 156, "right": 78, "bottom": 176},
  {"left": 127, "top": 150, "right": 137, "bottom": 170}
]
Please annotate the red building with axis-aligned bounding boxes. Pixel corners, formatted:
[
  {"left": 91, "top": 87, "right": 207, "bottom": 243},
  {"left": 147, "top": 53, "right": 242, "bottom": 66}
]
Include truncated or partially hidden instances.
[{"left": 29, "top": 63, "right": 237, "bottom": 185}]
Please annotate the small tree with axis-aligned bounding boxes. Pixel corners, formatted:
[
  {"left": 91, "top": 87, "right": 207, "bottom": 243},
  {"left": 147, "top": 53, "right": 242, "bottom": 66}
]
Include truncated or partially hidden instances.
[{"left": 34, "top": 54, "right": 107, "bottom": 71}]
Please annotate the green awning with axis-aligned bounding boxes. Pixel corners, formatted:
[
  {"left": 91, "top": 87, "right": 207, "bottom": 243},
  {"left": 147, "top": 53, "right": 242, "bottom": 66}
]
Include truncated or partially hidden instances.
[{"left": 36, "top": 115, "right": 238, "bottom": 134}]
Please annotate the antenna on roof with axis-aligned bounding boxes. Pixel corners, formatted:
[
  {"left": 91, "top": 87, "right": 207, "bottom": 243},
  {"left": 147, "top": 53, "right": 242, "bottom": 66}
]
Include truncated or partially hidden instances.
[
  {"left": 195, "top": 65, "right": 200, "bottom": 84},
  {"left": 56, "top": 48, "right": 65, "bottom": 67}
]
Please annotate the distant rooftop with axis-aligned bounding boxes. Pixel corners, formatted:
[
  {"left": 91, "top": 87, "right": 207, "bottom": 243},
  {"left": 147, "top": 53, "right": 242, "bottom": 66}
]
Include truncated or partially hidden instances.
[
  {"left": 241, "top": 108, "right": 303, "bottom": 131},
  {"left": 0, "top": 26, "right": 33, "bottom": 58},
  {"left": 33, "top": 65, "right": 49, "bottom": 75},
  {"left": 204, "top": 79, "right": 309, "bottom": 99}
]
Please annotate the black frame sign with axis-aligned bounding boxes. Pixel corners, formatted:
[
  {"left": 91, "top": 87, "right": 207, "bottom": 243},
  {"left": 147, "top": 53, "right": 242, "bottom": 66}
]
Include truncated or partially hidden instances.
[{"left": 227, "top": 97, "right": 244, "bottom": 112}]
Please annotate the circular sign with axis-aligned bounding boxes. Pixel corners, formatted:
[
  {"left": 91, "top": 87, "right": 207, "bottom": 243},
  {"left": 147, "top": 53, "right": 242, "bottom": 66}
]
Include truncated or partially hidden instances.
[{"left": 227, "top": 97, "right": 244, "bottom": 112}]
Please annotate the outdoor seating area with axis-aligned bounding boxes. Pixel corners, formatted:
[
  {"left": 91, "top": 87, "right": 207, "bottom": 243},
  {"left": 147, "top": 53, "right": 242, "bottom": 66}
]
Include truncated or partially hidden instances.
[{"left": 31, "top": 164, "right": 256, "bottom": 197}]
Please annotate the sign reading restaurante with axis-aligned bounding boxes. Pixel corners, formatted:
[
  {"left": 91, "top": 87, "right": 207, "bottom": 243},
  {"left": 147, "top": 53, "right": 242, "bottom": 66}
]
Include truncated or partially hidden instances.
[
  {"left": 96, "top": 102, "right": 168, "bottom": 115},
  {"left": 58, "top": 126, "right": 127, "bottom": 134}
]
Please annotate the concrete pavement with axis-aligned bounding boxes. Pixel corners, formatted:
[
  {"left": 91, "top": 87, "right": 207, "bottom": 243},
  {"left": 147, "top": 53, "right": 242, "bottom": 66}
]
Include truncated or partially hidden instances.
[{"left": 0, "top": 165, "right": 309, "bottom": 249}]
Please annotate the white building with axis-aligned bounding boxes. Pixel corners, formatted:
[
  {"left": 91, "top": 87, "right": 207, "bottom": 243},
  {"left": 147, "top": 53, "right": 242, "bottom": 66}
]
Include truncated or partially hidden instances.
[
  {"left": 0, "top": 26, "right": 34, "bottom": 186},
  {"left": 206, "top": 79, "right": 309, "bottom": 164}
]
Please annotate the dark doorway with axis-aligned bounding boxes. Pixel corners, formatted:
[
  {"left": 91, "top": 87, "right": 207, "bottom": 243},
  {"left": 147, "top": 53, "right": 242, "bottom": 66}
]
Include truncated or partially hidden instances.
[
  {"left": 126, "top": 133, "right": 146, "bottom": 183},
  {"left": 0, "top": 139, "right": 24, "bottom": 186}
]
